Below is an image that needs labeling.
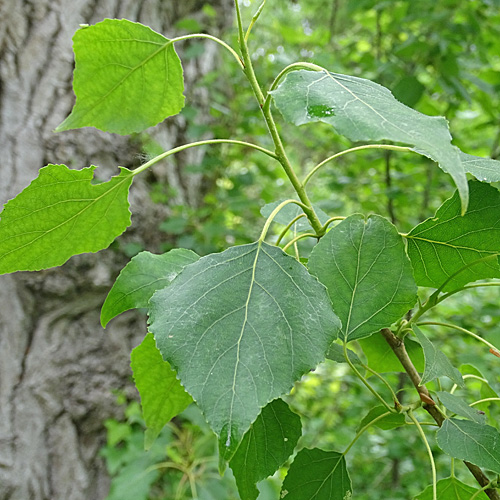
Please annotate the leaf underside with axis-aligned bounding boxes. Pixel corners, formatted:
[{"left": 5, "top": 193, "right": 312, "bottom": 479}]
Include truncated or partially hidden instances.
[
  {"left": 0, "top": 164, "right": 133, "bottom": 274},
  {"left": 271, "top": 70, "right": 468, "bottom": 212},
  {"left": 460, "top": 150, "right": 500, "bottom": 183},
  {"left": 406, "top": 181, "right": 500, "bottom": 291},
  {"left": 56, "top": 19, "right": 185, "bottom": 134},
  {"left": 308, "top": 214, "right": 417, "bottom": 342},
  {"left": 148, "top": 241, "right": 340, "bottom": 459}
]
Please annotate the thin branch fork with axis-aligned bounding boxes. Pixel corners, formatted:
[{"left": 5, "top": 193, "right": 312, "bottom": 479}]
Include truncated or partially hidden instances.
[{"left": 380, "top": 328, "right": 500, "bottom": 500}]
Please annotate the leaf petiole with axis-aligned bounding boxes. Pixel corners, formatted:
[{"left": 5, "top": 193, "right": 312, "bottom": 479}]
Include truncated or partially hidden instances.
[
  {"left": 276, "top": 214, "right": 307, "bottom": 245},
  {"left": 259, "top": 199, "right": 309, "bottom": 242}
]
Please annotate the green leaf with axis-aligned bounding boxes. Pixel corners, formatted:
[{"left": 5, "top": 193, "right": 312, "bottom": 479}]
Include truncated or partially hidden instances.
[
  {"left": 281, "top": 448, "right": 352, "bottom": 500},
  {"left": 359, "top": 333, "right": 425, "bottom": 373},
  {"left": 270, "top": 70, "right": 468, "bottom": 212},
  {"left": 460, "top": 150, "right": 500, "bottom": 183},
  {"left": 148, "top": 242, "right": 340, "bottom": 459},
  {"left": 130, "top": 333, "right": 193, "bottom": 450},
  {"left": 101, "top": 249, "right": 199, "bottom": 327},
  {"left": 0, "top": 164, "right": 133, "bottom": 274},
  {"left": 229, "top": 399, "right": 301, "bottom": 500},
  {"left": 436, "top": 418, "right": 500, "bottom": 473},
  {"left": 56, "top": 19, "right": 185, "bottom": 134},
  {"left": 413, "top": 326, "right": 464, "bottom": 387},
  {"left": 436, "top": 391, "right": 486, "bottom": 424},
  {"left": 326, "top": 343, "right": 362, "bottom": 365},
  {"left": 357, "top": 406, "right": 406, "bottom": 432},
  {"left": 260, "top": 200, "right": 330, "bottom": 232},
  {"left": 308, "top": 214, "right": 417, "bottom": 342},
  {"left": 414, "top": 476, "right": 488, "bottom": 500},
  {"left": 406, "top": 181, "right": 500, "bottom": 291}
]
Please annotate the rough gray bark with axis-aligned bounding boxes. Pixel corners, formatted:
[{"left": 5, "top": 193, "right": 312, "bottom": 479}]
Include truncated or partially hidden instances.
[{"left": 0, "top": 1, "right": 233, "bottom": 499}]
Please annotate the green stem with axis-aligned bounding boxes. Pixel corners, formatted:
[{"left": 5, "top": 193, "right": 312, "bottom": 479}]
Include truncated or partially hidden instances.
[
  {"left": 343, "top": 341, "right": 395, "bottom": 412},
  {"left": 303, "top": 144, "right": 412, "bottom": 186},
  {"left": 470, "top": 482, "right": 496, "bottom": 500},
  {"left": 361, "top": 363, "right": 401, "bottom": 406},
  {"left": 439, "top": 281, "right": 500, "bottom": 303},
  {"left": 343, "top": 410, "right": 393, "bottom": 455},
  {"left": 245, "top": 0, "right": 267, "bottom": 41},
  {"left": 235, "top": 6, "right": 324, "bottom": 235},
  {"left": 321, "top": 216, "right": 346, "bottom": 232},
  {"left": 450, "top": 374, "right": 489, "bottom": 395},
  {"left": 416, "top": 321, "right": 500, "bottom": 355},
  {"left": 408, "top": 409, "right": 437, "bottom": 500},
  {"left": 282, "top": 233, "right": 317, "bottom": 252},
  {"left": 470, "top": 397, "right": 500, "bottom": 407},
  {"left": 131, "top": 139, "right": 278, "bottom": 177},
  {"left": 171, "top": 33, "right": 244, "bottom": 69},
  {"left": 259, "top": 199, "right": 308, "bottom": 242},
  {"left": 276, "top": 214, "right": 307, "bottom": 245}
]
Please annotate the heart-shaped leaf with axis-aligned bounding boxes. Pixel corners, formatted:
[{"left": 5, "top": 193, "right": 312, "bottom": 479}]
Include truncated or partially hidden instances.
[
  {"left": 229, "top": 399, "right": 301, "bottom": 500},
  {"left": 148, "top": 242, "right": 340, "bottom": 459},
  {"left": 406, "top": 181, "right": 500, "bottom": 291},
  {"left": 270, "top": 70, "right": 468, "bottom": 212},
  {"left": 308, "top": 214, "right": 417, "bottom": 342},
  {"left": 0, "top": 164, "right": 133, "bottom": 274},
  {"left": 56, "top": 19, "right": 185, "bottom": 134}
]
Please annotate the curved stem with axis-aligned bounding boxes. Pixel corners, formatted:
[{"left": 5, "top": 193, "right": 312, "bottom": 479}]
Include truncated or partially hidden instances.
[
  {"left": 408, "top": 410, "right": 437, "bottom": 500},
  {"left": 321, "top": 216, "right": 346, "bottom": 232},
  {"left": 282, "top": 233, "right": 317, "bottom": 252},
  {"left": 470, "top": 397, "right": 500, "bottom": 407},
  {"left": 259, "top": 199, "right": 308, "bottom": 242},
  {"left": 303, "top": 144, "right": 412, "bottom": 186},
  {"left": 439, "top": 281, "right": 500, "bottom": 303},
  {"left": 131, "top": 139, "right": 278, "bottom": 177},
  {"left": 343, "top": 410, "right": 392, "bottom": 456},
  {"left": 171, "top": 33, "right": 244, "bottom": 69},
  {"left": 276, "top": 214, "right": 307, "bottom": 245},
  {"left": 343, "top": 341, "right": 395, "bottom": 412},
  {"left": 245, "top": 0, "right": 267, "bottom": 41},
  {"left": 417, "top": 321, "right": 500, "bottom": 355},
  {"left": 361, "top": 363, "right": 401, "bottom": 406},
  {"left": 470, "top": 482, "right": 496, "bottom": 500}
]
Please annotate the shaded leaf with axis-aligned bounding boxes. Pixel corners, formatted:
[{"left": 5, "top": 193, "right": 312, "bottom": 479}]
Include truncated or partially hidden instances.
[
  {"left": 437, "top": 419, "right": 500, "bottom": 473},
  {"left": 148, "top": 242, "right": 340, "bottom": 460},
  {"left": 406, "top": 181, "right": 500, "bottom": 291},
  {"left": 460, "top": 150, "right": 500, "bottom": 183},
  {"left": 0, "top": 164, "right": 133, "bottom": 274},
  {"left": 101, "top": 249, "right": 199, "bottom": 327},
  {"left": 130, "top": 333, "right": 192, "bottom": 450},
  {"left": 56, "top": 19, "right": 184, "bottom": 134},
  {"left": 308, "top": 214, "right": 417, "bottom": 342},
  {"left": 357, "top": 406, "right": 406, "bottom": 432},
  {"left": 281, "top": 448, "right": 352, "bottom": 500},
  {"left": 436, "top": 391, "right": 486, "bottom": 424},
  {"left": 359, "top": 333, "right": 424, "bottom": 373},
  {"left": 413, "top": 326, "right": 464, "bottom": 387},
  {"left": 414, "top": 476, "right": 488, "bottom": 500},
  {"left": 229, "top": 399, "right": 301, "bottom": 500},
  {"left": 260, "top": 199, "right": 330, "bottom": 232},
  {"left": 270, "top": 70, "right": 468, "bottom": 212},
  {"left": 326, "top": 343, "right": 362, "bottom": 365}
]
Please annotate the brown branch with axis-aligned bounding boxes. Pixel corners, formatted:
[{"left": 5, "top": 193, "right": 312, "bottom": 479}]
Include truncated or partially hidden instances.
[{"left": 380, "top": 328, "right": 500, "bottom": 500}]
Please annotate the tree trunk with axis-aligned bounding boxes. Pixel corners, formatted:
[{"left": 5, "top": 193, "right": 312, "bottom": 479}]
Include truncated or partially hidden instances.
[{"left": 0, "top": 1, "right": 233, "bottom": 499}]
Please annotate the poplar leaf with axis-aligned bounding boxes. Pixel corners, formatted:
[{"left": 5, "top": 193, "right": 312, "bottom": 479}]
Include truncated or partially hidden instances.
[
  {"left": 148, "top": 242, "right": 340, "bottom": 460},
  {"left": 229, "top": 399, "right": 301, "bottom": 500},
  {"left": 281, "top": 448, "right": 352, "bottom": 500},
  {"left": 270, "top": 70, "right": 468, "bottom": 212},
  {"left": 131, "top": 333, "right": 192, "bottom": 450},
  {"left": 56, "top": 19, "right": 185, "bottom": 134},
  {"left": 0, "top": 164, "right": 133, "bottom": 274},
  {"left": 436, "top": 392, "right": 486, "bottom": 424},
  {"left": 101, "top": 249, "right": 199, "bottom": 327},
  {"left": 406, "top": 181, "right": 500, "bottom": 291},
  {"left": 357, "top": 406, "right": 406, "bottom": 431},
  {"left": 437, "top": 419, "right": 500, "bottom": 473},
  {"left": 413, "top": 326, "right": 464, "bottom": 387},
  {"left": 414, "top": 476, "right": 488, "bottom": 499},
  {"left": 460, "top": 150, "right": 500, "bottom": 183},
  {"left": 308, "top": 214, "right": 417, "bottom": 342}
]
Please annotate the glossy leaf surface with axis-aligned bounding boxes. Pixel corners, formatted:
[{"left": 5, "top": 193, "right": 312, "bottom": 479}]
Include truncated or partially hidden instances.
[
  {"left": 56, "top": 19, "right": 185, "bottom": 134},
  {"left": 413, "top": 326, "right": 464, "bottom": 387},
  {"left": 415, "top": 476, "right": 488, "bottom": 499},
  {"left": 281, "top": 448, "right": 352, "bottom": 500},
  {"left": 308, "top": 214, "right": 417, "bottom": 341},
  {"left": 130, "top": 333, "right": 192, "bottom": 449},
  {"left": 271, "top": 70, "right": 468, "bottom": 212},
  {"left": 406, "top": 181, "right": 500, "bottom": 291},
  {"left": 148, "top": 242, "right": 340, "bottom": 459},
  {"left": 101, "top": 249, "right": 199, "bottom": 327},
  {"left": 229, "top": 399, "right": 301, "bottom": 500},
  {"left": 437, "top": 419, "right": 500, "bottom": 473},
  {"left": 0, "top": 164, "right": 133, "bottom": 274}
]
